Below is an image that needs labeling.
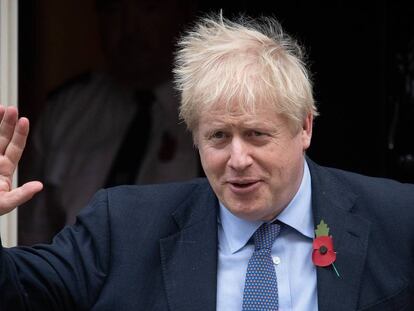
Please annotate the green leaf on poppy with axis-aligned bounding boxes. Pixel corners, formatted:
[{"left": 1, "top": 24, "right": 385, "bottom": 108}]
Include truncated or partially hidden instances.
[{"left": 315, "top": 220, "right": 330, "bottom": 237}]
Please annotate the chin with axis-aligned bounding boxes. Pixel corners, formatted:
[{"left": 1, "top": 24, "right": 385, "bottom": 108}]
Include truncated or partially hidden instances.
[{"left": 227, "top": 204, "right": 265, "bottom": 221}]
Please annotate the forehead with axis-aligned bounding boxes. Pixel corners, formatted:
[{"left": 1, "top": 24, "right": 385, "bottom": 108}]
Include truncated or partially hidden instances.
[{"left": 199, "top": 100, "right": 282, "bottom": 127}]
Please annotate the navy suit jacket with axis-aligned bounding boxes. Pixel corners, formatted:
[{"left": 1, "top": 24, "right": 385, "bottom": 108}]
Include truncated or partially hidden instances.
[{"left": 1, "top": 159, "right": 414, "bottom": 310}]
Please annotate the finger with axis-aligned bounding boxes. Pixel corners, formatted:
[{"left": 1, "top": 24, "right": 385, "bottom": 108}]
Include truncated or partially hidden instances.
[
  {"left": 0, "top": 181, "right": 43, "bottom": 216},
  {"left": 0, "top": 105, "right": 6, "bottom": 121},
  {"left": 4, "top": 117, "right": 30, "bottom": 166},
  {"left": 0, "top": 107, "right": 18, "bottom": 155}
]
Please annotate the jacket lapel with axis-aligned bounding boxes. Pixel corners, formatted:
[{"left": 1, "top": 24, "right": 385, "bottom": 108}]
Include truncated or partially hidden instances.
[
  {"left": 309, "top": 160, "right": 371, "bottom": 311},
  {"left": 160, "top": 160, "right": 373, "bottom": 311},
  {"left": 160, "top": 182, "right": 218, "bottom": 311}
]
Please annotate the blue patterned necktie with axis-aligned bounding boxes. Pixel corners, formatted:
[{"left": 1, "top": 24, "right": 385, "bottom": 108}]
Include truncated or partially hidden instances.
[{"left": 242, "top": 222, "right": 281, "bottom": 311}]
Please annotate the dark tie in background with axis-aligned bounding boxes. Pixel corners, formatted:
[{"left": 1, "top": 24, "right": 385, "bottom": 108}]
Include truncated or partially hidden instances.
[
  {"left": 242, "top": 222, "right": 281, "bottom": 311},
  {"left": 105, "top": 90, "right": 154, "bottom": 187}
]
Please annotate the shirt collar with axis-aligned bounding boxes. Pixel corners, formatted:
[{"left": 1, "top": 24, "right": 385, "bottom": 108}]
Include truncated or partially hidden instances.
[
  {"left": 277, "top": 160, "right": 314, "bottom": 239},
  {"left": 219, "top": 202, "right": 262, "bottom": 254},
  {"left": 219, "top": 159, "right": 314, "bottom": 254}
]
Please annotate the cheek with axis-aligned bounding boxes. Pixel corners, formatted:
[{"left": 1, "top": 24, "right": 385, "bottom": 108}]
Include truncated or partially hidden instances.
[
  {"left": 262, "top": 143, "right": 301, "bottom": 179},
  {"left": 199, "top": 148, "right": 227, "bottom": 176},
  {"left": 280, "top": 137, "right": 304, "bottom": 160}
]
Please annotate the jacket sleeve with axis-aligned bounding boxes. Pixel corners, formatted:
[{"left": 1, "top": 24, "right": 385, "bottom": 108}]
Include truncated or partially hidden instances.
[{"left": 0, "top": 189, "right": 111, "bottom": 311}]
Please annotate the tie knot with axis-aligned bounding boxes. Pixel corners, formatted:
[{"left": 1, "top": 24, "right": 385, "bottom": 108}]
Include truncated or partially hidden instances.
[{"left": 253, "top": 222, "right": 281, "bottom": 250}]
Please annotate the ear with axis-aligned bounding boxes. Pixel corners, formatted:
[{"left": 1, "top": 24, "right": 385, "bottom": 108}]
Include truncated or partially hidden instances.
[
  {"left": 192, "top": 129, "right": 200, "bottom": 148},
  {"left": 301, "top": 113, "right": 313, "bottom": 150}
]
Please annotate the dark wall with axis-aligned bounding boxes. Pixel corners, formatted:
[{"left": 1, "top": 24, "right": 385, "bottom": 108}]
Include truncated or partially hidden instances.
[{"left": 19, "top": 0, "right": 414, "bottom": 181}]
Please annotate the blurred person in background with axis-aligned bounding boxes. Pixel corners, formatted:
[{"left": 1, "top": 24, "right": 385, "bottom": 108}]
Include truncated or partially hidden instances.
[{"left": 19, "top": 0, "right": 200, "bottom": 244}]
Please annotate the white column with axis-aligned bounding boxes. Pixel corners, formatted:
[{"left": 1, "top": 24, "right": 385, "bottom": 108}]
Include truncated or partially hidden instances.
[{"left": 0, "top": 0, "right": 18, "bottom": 247}]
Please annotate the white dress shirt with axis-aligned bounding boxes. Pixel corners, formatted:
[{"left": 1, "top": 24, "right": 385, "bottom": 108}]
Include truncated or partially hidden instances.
[{"left": 217, "top": 160, "right": 318, "bottom": 311}]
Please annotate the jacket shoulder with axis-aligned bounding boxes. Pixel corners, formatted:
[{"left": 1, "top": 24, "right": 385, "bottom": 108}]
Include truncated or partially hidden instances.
[
  {"left": 319, "top": 165, "right": 414, "bottom": 203},
  {"left": 105, "top": 178, "right": 210, "bottom": 203},
  {"left": 309, "top": 160, "right": 414, "bottom": 233},
  {"left": 100, "top": 178, "right": 212, "bottom": 220}
]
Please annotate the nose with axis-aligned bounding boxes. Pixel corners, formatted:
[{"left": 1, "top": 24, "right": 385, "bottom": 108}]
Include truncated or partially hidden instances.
[{"left": 227, "top": 137, "right": 253, "bottom": 171}]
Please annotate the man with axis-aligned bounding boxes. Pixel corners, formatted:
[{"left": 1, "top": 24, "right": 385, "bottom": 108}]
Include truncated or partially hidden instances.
[{"left": 1, "top": 14, "right": 413, "bottom": 310}]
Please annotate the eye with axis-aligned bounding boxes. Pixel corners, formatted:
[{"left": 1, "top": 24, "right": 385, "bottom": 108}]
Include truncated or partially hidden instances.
[
  {"left": 247, "top": 130, "right": 265, "bottom": 137},
  {"left": 252, "top": 131, "right": 264, "bottom": 136},
  {"left": 211, "top": 131, "right": 226, "bottom": 139}
]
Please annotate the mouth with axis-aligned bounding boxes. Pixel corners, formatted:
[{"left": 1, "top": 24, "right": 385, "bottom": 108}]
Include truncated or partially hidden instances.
[
  {"left": 231, "top": 181, "right": 257, "bottom": 188},
  {"left": 227, "top": 179, "right": 262, "bottom": 194}
]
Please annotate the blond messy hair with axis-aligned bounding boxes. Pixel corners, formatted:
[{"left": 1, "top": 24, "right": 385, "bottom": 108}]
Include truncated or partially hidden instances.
[{"left": 173, "top": 12, "right": 318, "bottom": 133}]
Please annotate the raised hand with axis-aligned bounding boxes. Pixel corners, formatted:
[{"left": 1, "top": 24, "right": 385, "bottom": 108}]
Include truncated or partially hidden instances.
[{"left": 0, "top": 106, "right": 43, "bottom": 216}]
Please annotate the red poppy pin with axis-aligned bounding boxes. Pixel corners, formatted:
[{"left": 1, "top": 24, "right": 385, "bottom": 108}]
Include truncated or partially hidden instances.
[{"left": 312, "top": 220, "right": 340, "bottom": 277}]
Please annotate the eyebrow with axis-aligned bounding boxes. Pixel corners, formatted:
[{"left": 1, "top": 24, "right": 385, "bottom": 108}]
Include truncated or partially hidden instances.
[{"left": 202, "top": 120, "right": 279, "bottom": 132}]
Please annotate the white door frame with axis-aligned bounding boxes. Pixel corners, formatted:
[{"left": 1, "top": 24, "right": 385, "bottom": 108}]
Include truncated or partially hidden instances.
[{"left": 0, "top": 0, "right": 18, "bottom": 247}]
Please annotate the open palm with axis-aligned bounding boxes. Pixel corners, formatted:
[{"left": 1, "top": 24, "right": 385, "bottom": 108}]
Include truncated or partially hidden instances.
[{"left": 0, "top": 106, "right": 42, "bottom": 216}]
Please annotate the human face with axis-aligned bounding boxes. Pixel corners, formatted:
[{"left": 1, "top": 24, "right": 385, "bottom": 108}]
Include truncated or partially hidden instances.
[{"left": 196, "top": 104, "right": 312, "bottom": 222}]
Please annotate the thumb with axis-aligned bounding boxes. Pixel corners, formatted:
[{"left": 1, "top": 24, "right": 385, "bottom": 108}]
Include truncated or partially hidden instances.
[{"left": 0, "top": 181, "right": 43, "bottom": 216}]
